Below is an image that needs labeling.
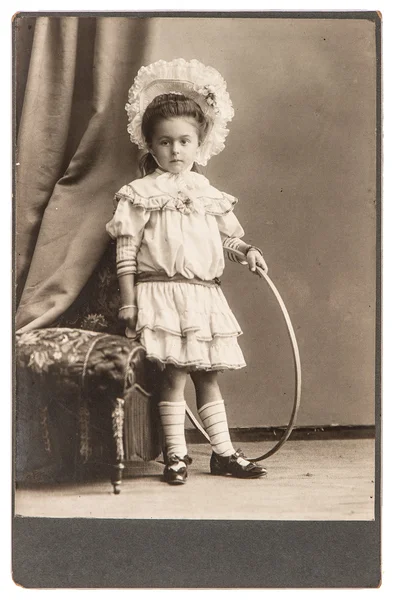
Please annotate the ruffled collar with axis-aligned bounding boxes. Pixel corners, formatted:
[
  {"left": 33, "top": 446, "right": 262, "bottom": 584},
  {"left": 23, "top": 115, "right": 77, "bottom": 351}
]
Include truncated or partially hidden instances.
[
  {"left": 153, "top": 168, "right": 211, "bottom": 214},
  {"left": 115, "top": 169, "right": 238, "bottom": 216},
  {"left": 154, "top": 168, "right": 209, "bottom": 191}
]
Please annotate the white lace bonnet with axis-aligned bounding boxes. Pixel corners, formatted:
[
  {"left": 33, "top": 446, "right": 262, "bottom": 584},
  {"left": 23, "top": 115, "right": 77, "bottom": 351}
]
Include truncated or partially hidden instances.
[{"left": 125, "top": 58, "right": 234, "bottom": 166}]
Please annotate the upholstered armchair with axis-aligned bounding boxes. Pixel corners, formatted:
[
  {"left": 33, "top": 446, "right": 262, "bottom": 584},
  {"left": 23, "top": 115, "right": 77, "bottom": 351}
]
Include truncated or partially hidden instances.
[{"left": 15, "top": 241, "right": 162, "bottom": 494}]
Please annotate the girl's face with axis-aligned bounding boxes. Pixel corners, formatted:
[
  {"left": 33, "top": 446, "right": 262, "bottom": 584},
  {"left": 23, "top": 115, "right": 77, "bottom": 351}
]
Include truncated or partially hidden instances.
[{"left": 150, "top": 117, "right": 200, "bottom": 174}]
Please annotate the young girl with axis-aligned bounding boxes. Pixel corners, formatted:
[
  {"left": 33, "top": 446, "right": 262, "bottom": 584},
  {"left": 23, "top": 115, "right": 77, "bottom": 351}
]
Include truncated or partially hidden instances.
[{"left": 106, "top": 59, "right": 268, "bottom": 484}]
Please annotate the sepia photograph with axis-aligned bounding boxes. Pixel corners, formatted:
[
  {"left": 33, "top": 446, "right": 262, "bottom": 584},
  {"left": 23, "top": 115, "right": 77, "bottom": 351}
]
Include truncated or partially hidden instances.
[{"left": 12, "top": 10, "right": 381, "bottom": 588}]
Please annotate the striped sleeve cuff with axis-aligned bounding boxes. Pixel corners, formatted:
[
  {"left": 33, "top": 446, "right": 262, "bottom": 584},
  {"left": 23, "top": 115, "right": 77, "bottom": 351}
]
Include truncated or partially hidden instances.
[
  {"left": 116, "top": 236, "right": 138, "bottom": 276},
  {"left": 223, "top": 237, "right": 263, "bottom": 264}
]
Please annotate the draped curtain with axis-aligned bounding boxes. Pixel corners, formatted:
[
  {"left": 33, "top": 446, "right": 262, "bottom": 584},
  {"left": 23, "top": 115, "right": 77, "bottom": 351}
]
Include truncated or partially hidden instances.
[
  {"left": 15, "top": 16, "right": 152, "bottom": 332},
  {"left": 15, "top": 16, "right": 377, "bottom": 427}
]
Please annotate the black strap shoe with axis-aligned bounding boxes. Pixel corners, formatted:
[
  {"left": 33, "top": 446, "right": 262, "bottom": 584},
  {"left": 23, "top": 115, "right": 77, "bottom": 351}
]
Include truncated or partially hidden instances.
[
  {"left": 163, "top": 454, "right": 192, "bottom": 485},
  {"left": 210, "top": 449, "right": 267, "bottom": 479}
]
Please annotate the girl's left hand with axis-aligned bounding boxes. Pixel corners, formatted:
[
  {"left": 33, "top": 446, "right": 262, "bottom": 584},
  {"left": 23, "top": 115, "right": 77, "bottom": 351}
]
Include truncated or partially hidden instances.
[{"left": 247, "top": 249, "right": 268, "bottom": 276}]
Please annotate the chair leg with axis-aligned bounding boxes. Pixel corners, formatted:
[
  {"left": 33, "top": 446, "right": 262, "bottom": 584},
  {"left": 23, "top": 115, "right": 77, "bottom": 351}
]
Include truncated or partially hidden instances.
[{"left": 111, "top": 397, "right": 125, "bottom": 494}]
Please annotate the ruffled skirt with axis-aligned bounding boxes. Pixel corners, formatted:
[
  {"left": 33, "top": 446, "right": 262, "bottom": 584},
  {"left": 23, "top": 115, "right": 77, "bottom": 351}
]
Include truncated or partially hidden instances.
[{"left": 136, "top": 281, "right": 246, "bottom": 371}]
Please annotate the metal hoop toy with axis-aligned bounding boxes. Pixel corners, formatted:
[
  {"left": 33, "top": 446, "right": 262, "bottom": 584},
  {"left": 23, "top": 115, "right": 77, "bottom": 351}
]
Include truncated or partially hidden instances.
[{"left": 185, "top": 249, "right": 302, "bottom": 462}]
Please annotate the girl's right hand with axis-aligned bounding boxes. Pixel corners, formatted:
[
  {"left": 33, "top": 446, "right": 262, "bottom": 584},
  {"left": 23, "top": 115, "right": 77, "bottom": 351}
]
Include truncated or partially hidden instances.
[{"left": 118, "top": 306, "right": 138, "bottom": 337}]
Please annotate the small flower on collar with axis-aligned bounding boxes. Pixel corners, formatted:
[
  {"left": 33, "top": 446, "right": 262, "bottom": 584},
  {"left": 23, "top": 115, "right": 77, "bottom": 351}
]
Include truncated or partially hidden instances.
[{"left": 176, "top": 191, "right": 195, "bottom": 215}]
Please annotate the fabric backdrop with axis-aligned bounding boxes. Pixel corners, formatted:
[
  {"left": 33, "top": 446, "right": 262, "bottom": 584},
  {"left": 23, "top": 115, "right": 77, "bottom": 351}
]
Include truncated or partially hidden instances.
[{"left": 14, "top": 16, "right": 377, "bottom": 427}]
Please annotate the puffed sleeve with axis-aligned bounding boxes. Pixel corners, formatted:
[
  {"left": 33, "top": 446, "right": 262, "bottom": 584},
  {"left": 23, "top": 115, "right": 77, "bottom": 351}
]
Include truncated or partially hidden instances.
[
  {"left": 106, "top": 187, "right": 150, "bottom": 240},
  {"left": 216, "top": 211, "right": 245, "bottom": 241},
  {"left": 106, "top": 186, "right": 150, "bottom": 277}
]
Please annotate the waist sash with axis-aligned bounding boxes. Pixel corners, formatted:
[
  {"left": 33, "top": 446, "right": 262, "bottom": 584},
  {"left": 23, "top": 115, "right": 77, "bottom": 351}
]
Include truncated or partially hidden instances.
[{"left": 135, "top": 272, "right": 221, "bottom": 287}]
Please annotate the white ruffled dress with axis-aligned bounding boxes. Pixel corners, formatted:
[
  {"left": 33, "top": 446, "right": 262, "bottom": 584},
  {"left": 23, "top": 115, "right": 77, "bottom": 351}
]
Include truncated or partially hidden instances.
[{"left": 106, "top": 169, "right": 247, "bottom": 371}]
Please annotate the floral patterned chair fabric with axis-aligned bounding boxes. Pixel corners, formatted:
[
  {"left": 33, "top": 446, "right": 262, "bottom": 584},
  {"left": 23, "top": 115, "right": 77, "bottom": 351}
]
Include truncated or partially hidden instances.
[{"left": 15, "top": 242, "right": 162, "bottom": 493}]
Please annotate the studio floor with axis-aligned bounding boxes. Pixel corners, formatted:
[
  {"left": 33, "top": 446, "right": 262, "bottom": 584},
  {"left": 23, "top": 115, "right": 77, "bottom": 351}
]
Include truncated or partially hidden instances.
[{"left": 14, "top": 438, "right": 375, "bottom": 520}]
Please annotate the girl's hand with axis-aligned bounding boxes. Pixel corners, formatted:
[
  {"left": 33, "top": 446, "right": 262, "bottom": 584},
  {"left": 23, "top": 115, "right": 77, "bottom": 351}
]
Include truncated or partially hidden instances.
[
  {"left": 246, "top": 249, "right": 268, "bottom": 276},
  {"left": 118, "top": 305, "right": 138, "bottom": 336}
]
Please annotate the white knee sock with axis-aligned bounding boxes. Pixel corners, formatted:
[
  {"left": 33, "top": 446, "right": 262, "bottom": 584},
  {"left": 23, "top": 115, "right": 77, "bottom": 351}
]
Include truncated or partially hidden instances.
[
  {"left": 198, "top": 400, "right": 236, "bottom": 457},
  {"left": 158, "top": 400, "right": 188, "bottom": 460}
]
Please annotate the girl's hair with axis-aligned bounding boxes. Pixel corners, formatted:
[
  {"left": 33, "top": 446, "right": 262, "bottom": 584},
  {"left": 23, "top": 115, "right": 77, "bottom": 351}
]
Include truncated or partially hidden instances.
[{"left": 139, "top": 93, "right": 210, "bottom": 177}]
